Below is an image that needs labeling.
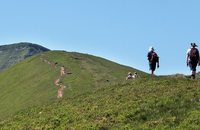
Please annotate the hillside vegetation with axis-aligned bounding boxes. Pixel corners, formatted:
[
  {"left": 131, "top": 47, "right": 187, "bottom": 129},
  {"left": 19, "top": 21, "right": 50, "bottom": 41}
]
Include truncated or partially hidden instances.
[
  {"left": 0, "top": 42, "right": 49, "bottom": 71},
  {"left": 0, "top": 51, "right": 145, "bottom": 119},
  {"left": 0, "top": 76, "right": 200, "bottom": 129}
]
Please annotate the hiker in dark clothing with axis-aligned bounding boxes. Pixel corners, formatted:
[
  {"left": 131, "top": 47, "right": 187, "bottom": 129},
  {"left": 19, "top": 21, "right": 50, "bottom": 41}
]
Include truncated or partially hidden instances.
[
  {"left": 147, "top": 46, "right": 159, "bottom": 75},
  {"left": 186, "top": 43, "right": 200, "bottom": 79}
]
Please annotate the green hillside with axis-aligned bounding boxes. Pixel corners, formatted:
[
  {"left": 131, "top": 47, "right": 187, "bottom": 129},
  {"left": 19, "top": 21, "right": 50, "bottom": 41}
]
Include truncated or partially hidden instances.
[
  {"left": 0, "top": 51, "right": 145, "bottom": 119},
  {"left": 1, "top": 77, "right": 200, "bottom": 129},
  {"left": 0, "top": 42, "right": 50, "bottom": 71}
]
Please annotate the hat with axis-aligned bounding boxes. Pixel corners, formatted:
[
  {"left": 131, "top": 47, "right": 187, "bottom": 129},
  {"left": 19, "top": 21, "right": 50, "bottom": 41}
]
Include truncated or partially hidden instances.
[
  {"left": 149, "top": 46, "right": 154, "bottom": 52},
  {"left": 191, "top": 43, "right": 198, "bottom": 47}
]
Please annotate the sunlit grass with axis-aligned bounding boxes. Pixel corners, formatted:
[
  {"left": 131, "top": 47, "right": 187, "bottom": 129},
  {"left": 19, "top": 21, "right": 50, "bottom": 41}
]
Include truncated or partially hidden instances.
[
  {"left": 0, "top": 51, "right": 144, "bottom": 120},
  {"left": 1, "top": 76, "right": 200, "bottom": 129}
]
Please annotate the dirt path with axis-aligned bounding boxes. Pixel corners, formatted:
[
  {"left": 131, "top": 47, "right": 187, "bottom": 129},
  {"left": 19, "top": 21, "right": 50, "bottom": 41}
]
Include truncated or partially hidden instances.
[{"left": 40, "top": 55, "right": 68, "bottom": 98}]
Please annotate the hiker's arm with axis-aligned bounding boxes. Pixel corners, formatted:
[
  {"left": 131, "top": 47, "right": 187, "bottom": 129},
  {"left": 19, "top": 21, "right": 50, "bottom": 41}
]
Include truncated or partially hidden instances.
[
  {"left": 157, "top": 57, "right": 159, "bottom": 68},
  {"left": 186, "top": 49, "right": 190, "bottom": 66},
  {"left": 198, "top": 58, "right": 200, "bottom": 66},
  {"left": 198, "top": 51, "right": 200, "bottom": 66},
  {"left": 186, "top": 55, "right": 189, "bottom": 66},
  {"left": 198, "top": 50, "right": 200, "bottom": 66},
  {"left": 147, "top": 53, "right": 151, "bottom": 61}
]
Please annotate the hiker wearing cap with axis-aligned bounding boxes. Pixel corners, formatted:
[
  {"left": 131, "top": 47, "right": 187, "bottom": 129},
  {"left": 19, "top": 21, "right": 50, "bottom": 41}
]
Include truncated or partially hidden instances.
[
  {"left": 133, "top": 72, "right": 138, "bottom": 78},
  {"left": 126, "top": 72, "right": 133, "bottom": 80},
  {"left": 186, "top": 43, "right": 200, "bottom": 79},
  {"left": 147, "top": 46, "right": 159, "bottom": 75}
]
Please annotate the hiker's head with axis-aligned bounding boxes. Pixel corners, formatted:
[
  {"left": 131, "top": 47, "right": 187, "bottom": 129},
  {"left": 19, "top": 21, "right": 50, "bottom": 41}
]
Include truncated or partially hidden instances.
[
  {"left": 149, "top": 46, "right": 154, "bottom": 52},
  {"left": 191, "top": 43, "right": 198, "bottom": 48}
]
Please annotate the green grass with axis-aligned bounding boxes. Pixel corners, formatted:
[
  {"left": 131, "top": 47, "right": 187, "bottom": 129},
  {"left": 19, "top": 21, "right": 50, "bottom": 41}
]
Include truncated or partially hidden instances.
[
  {"left": 1, "top": 50, "right": 199, "bottom": 129},
  {"left": 0, "top": 76, "right": 200, "bottom": 129},
  {"left": 0, "top": 51, "right": 145, "bottom": 119}
]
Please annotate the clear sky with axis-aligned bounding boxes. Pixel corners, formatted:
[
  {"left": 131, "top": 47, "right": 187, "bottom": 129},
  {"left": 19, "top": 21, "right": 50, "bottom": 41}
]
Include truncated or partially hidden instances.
[{"left": 0, "top": 0, "right": 200, "bottom": 75}]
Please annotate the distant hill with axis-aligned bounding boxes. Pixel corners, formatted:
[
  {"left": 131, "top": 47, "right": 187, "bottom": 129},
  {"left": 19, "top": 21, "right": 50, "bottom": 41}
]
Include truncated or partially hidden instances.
[
  {"left": 0, "top": 42, "right": 50, "bottom": 71},
  {"left": 0, "top": 50, "right": 146, "bottom": 119}
]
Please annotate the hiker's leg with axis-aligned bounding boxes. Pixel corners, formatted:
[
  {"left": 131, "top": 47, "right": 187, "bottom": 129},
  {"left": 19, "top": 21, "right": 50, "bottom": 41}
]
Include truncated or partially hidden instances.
[
  {"left": 192, "top": 69, "right": 196, "bottom": 79},
  {"left": 151, "top": 70, "right": 154, "bottom": 75},
  {"left": 150, "top": 63, "right": 156, "bottom": 75},
  {"left": 191, "top": 71, "right": 195, "bottom": 79},
  {"left": 190, "top": 61, "right": 197, "bottom": 79},
  {"left": 149, "top": 63, "right": 153, "bottom": 75},
  {"left": 149, "top": 63, "right": 151, "bottom": 73},
  {"left": 192, "top": 70, "right": 196, "bottom": 76},
  {"left": 189, "top": 62, "right": 194, "bottom": 78}
]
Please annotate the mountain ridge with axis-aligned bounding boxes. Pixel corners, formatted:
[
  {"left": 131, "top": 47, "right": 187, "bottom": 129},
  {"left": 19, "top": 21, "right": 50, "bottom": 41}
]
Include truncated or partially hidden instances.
[{"left": 0, "top": 42, "right": 50, "bottom": 71}]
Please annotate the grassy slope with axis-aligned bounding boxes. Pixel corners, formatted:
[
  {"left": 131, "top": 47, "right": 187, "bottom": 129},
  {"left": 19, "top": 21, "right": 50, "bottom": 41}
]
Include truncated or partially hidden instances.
[
  {"left": 0, "top": 51, "right": 145, "bottom": 119},
  {"left": 1, "top": 76, "right": 200, "bottom": 129}
]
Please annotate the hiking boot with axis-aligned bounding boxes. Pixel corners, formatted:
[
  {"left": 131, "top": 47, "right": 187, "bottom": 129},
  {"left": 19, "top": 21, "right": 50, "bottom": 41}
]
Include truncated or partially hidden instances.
[{"left": 191, "top": 74, "right": 195, "bottom": 79}]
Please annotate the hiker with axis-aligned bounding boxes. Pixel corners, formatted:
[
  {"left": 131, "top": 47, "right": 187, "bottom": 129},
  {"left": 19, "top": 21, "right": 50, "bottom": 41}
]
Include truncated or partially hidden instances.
[
  {"left": 133, "top": 72, "right": 138, "bottom": 78},
  {"left": 147, "top": 46, "right": 159, "bottom": 75},
  {"left": 126, "top": 72, "right": 138, "bottom": 80},
  {"left": 186, "top": 43, "right": 200, "bottom": 79},
  {"left": 60, "top": 66, "right": 65, "bottom": 76}
]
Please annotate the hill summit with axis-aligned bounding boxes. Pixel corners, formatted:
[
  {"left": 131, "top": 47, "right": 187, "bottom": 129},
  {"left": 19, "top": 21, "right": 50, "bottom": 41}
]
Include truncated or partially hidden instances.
[
  {"left": 0, "top": 50, "right": 145, "bottom": 119},
  {"left": 0, "top": 42, "right": 50, "bottom": 71}
]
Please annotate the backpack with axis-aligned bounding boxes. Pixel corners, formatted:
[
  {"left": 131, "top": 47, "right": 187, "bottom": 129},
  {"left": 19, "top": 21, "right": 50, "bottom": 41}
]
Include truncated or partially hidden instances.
[
  {"left": 189, "top": 48, "right": 199, "bottom": 61},
  {"left": 151, "top": 52, "right": 158, "bottom": 63}
]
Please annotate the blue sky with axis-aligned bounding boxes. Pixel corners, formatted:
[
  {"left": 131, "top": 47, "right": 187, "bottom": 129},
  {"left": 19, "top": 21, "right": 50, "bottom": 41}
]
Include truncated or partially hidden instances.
[{"left": 0, "top": 0, "right": 200, "bottom": 75}]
